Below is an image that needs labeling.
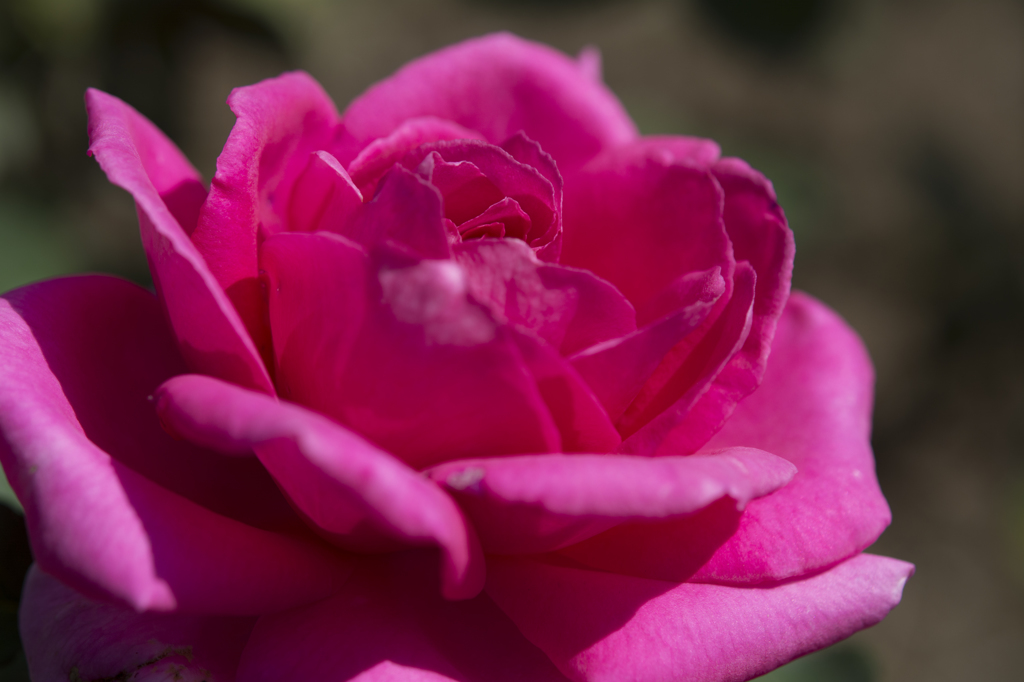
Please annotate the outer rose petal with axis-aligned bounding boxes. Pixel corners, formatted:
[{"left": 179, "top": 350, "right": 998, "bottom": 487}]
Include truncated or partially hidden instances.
[
  {"left": 0, "top": 277, "right": 299, "bottom": 532},
  {"left": 0, "top": 277, "right": 348, "bottom": 613},
  {"left": 191, "top": 72, "right": 342, "bottom": 363},
  {"left": 690, "top": 291, "right": 892, "bottom": 583},
  {"left": 85, "top": 89, "right": 273, "bottom": 393},
  {"left": 236, "top": 555, "right": 568, "bottom": 682},
  {"left": 335, "top": 33, "right": 637, "bottom": 175},
  {"left": 564, "top": 293, "right": 891, "bottom": 584},
  {"left": 20, "top": 566, "right": 255, "bottom": 682},
  {"left": 154, "top": 374, "right": 485, "bottom": 601},
  {"left": 486, "top": 554, "right": 914, "bottom": 682},
  {"left": 426, "top": 448, "right": 794, "bottom": 554}
]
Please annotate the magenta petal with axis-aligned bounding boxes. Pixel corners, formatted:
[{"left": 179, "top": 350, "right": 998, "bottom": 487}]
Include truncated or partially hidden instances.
[
  {"left": 570, "top": 267, "right": 726, "bottom": 422},
  {"left": 486, "top": 553, "right": 913, "bottom": 682},
  {"left": 427, "top": 447, "right": 794, "bottom": 555},
  {"left": 657, "top": 158, "right": 796, "bottom": 454},
  {"left": 289, "top": 150, "right": 363, "bottom": 233},
  {"left": 20, "top": 566, "right": 256, "bottom": 682},
  {"left": 688, "top": 292, "right": 893, "bottom": 583},
  {"left": 85, "top": 89, "right": 273, "bottom": 393},
  {"left": 457, "top": 198, "right": 532, "bottom": 240},
  {"left": 191, "top": 72, "right": 341, "bottom": 361},
  {"left": 154, "top": 374, "right": 485, "bottom": 600},
  {"left": 348, "top": 116, "right": 486, "bottom": 198},
  {"left": 236, "top": 556, "right": 568, "bottom": 682},
  {"left": 1, "top": 276, "right": 299, "bottom": 533},
  {"left": 337, "top": 33, "right": 637, "bottom": 175},
  {"left": 407, "top": 140, "right": 558, "bottom": 247},
  {"left": 562, "top": 145, "right": 733, "bottom": 317},
  {"left": 1, "top": 277, "right": 346, "bottom": 614},
  {"left": 455, "top": 239, "right": 636, "bottom": 356},
  {"left": 618, "top": 263, "right": 756, "bottom": 453},
  {"left": 346, "top": 165, "right": 451, "bottom": 259},
  {"left": 262, "top": 232, "right": 561, "bottom": 467},
  {"left": 500, "top": 131, "right": 564, "bottom": 260},
  {"left": 510, "top": 330, "right": 621, "bottom": 454}
]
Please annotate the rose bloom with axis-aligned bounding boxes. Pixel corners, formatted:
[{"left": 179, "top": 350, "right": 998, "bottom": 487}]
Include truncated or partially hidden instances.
[{"left": 0, "top": 34, "right": 911, "bottom": 682}]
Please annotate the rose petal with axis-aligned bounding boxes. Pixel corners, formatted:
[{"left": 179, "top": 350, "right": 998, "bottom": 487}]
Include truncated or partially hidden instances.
[
  {"left": 618, "top": 262, "right": 756, "bottom": 453},
  {"left": 20, "top": 566, "right": 256, "bottom": 682},
  {"left": 407, "top": 140, "right": 558, "bottom": 249},
  {"left": 191, "top": 72, "right": 341, "bottom": 363},
  {"left": 289, "top": 150, "right": 363, "bottom": 233},
  {"left": 261, "top": 232, "right": 562, "bottom": 468},
  {"left": 345, "top": 165, "right": 451, "bottom": 259},
  {"left": 456, "top": 197, "right": 532, "bottom": 241},
  {"left": 561, "top": 146, "right": 733, "bottom": 317},
  {"left": 1, "top": 276, "right": 298, "bottom": 532},
  {"left": 500, "top": 131, "right": 564, "bottom": 260},
  {"left": 336, "top": 33, "right": 637, "bottom": 175},
  {"left": 455, "top": 238, "right": 636, "bottom": 356},
  {"left": 348, "top": 116, "right": 486, "bottom": 198},
  {"left": 689, "top": 291, "right": 892, "bottom": 583},
  {"left": 569, "top": 267, "right": 726, "bottom": 422},
  {"left": 654, "top": 157, "right": 796, "bottom": 454},
  {"left": 427, "top": 447, "right": 794, "bottom": 555},
  {"left": 236, "top": 555, "right": 568, "bottom": 682},
  {"left": 154, "top": 374, "right": 485, "bottom": 601},
  {"left": 85, "top": 88, "right": 273, "bottom": 393},
  {"left": 509, "top": 330, "right": 621, "bottom": 454},
  {"left": 486, "top": 553, "right": 913, "bottom": 682},
  {"left": 0, "top": 277, "right": 347, "bottom": 614}
]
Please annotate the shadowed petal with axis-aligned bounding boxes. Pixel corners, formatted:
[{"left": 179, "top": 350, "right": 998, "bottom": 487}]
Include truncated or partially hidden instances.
[
  {"left": 236, "top": 555, "right": 568, "bottom": 682},
  {"left": 154, "top": 374, "right": 485, "bottom": 600},
  {"left": 345, "top": 166, "right": 451, "bottom": 259},
  {"left": 20, "top": 566, "right": 256, "bottom": 682},
  {"left": 85, "top": 89, "right": 273, "bottom": 393},
  {"left": 0, "top": 277, "right": 347, "bottom": 614}
]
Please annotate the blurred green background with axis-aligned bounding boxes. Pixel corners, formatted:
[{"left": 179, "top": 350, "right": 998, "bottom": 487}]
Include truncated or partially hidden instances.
[{"left": 1, "top": 0, "right": 1022, "bottom": 679}]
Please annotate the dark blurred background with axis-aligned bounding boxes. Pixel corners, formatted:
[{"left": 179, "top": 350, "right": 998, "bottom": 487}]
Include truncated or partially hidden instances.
[{"left": 1, "top": 0, "right": 1022, "bottom": 679}]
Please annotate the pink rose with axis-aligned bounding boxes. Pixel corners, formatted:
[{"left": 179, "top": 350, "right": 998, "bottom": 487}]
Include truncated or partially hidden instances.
[{"left": 0, "top": 33, "right": 911, "bottom": 682}]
